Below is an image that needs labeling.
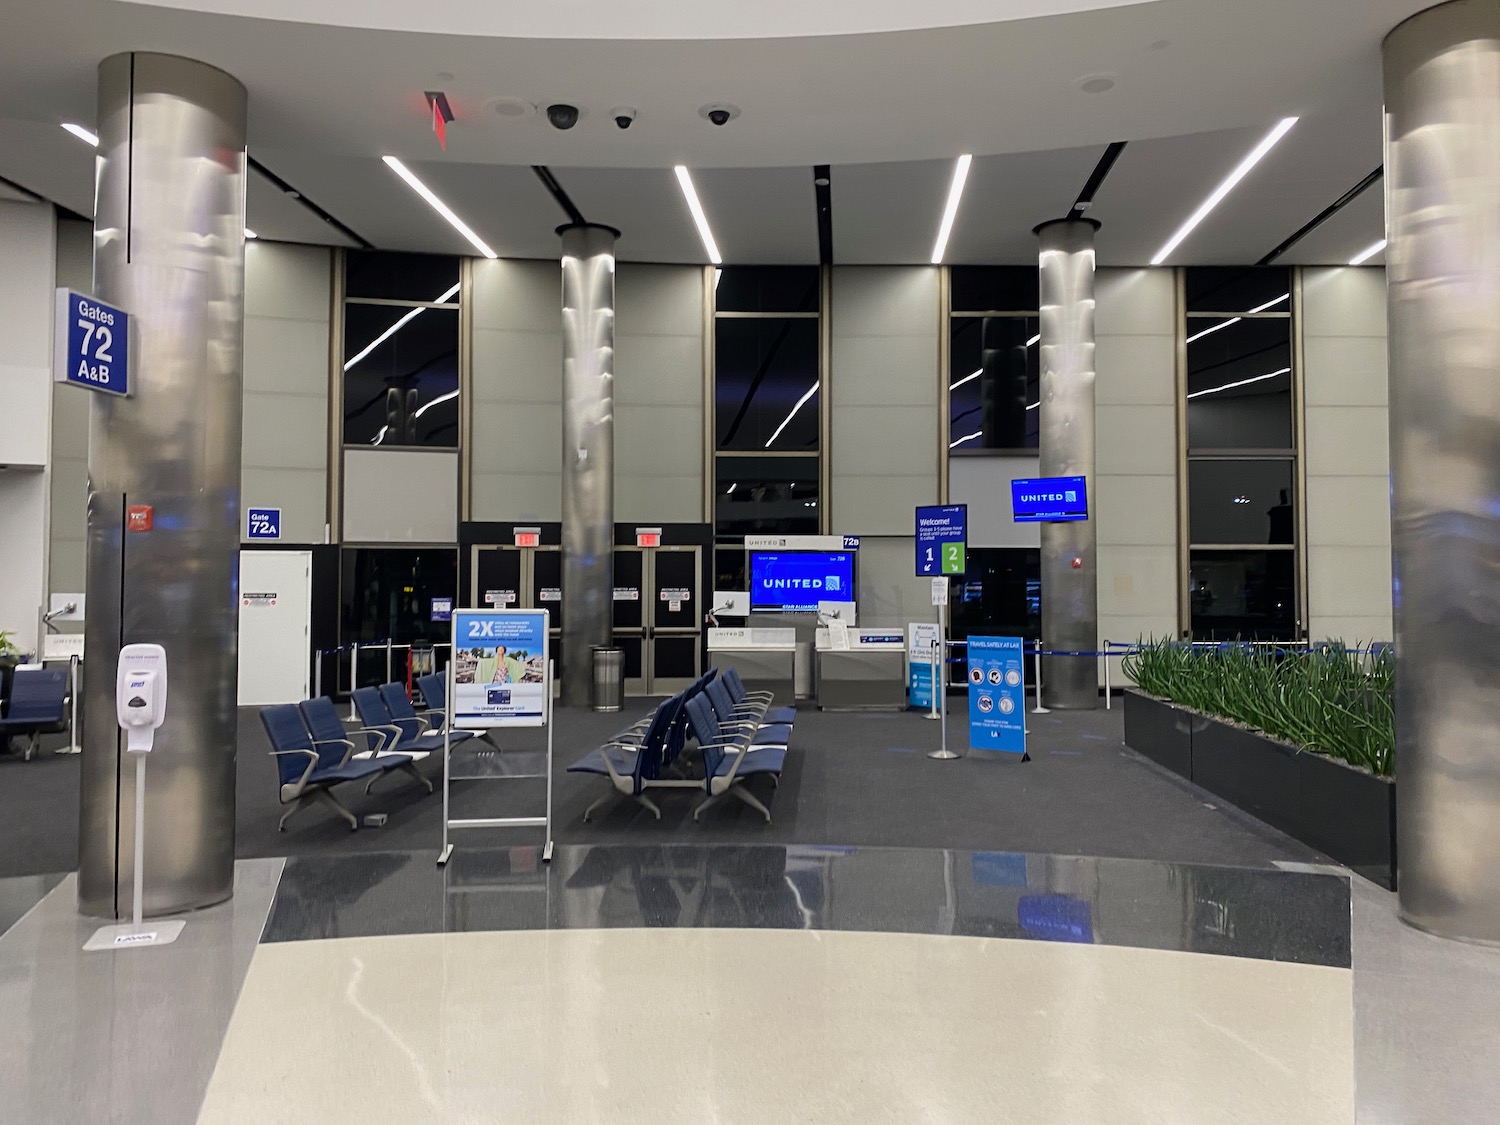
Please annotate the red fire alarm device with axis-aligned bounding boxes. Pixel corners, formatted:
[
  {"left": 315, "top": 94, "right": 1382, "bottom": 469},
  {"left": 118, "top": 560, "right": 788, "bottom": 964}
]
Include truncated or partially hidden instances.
[
  {"left": 636, "top": 527, "right": 663, "bottom": 549},
  {"left": 126, "top": 505, "right": 153, "bottom": 532},
  {"left": 514, "top": 527, "right": 541, "bottom": 548}
]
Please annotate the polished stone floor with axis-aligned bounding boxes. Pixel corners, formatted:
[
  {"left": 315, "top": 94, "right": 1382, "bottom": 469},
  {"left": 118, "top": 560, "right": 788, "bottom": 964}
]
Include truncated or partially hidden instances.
[{"left": 0, "top": 846, "right": 1494, "bottom": 1124}]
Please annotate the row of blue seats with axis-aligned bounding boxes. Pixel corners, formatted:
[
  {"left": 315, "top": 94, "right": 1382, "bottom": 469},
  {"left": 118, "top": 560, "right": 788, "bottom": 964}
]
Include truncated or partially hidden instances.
[
  {"left": 0, "top": 666, "right": 68, "bottom": 761},
  {"left": 259, "top": 674, "right": 469, "bottom": 831},
  {"left": 568, "top": 667, "right": 793, "bottom": 824}
]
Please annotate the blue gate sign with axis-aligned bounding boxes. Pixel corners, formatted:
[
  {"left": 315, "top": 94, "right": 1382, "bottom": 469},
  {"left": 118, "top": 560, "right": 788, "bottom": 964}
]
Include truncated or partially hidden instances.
[
  {"left": 246, "top": 507, "right": 281, "bottom": 540},
  {"left": 53, "top": 289, "right": 130, "bottom": 397},
  {"left": 916, "top": 504, "right": 967, "bottom": 576},
  {"left": 451, "top": 609, "right": 549, "bottom": 728},
  {"left": 967, "top": 635, "right": 1026, "bottom": 754}
]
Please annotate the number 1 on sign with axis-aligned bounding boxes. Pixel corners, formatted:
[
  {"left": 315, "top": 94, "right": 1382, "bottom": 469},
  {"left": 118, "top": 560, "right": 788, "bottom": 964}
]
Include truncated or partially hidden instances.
[{"left": 942, "top": 542, "right": 965, "bottom": 575}]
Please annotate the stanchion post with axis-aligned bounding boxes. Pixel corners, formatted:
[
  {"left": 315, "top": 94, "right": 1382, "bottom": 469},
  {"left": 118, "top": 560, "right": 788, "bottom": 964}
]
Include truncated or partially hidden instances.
[
  {"left": 1031, "top": 640, "right": 1051, "bottom": 715},
  {"left": 927, "top": 633, "right": 940, "bottom": 720},
  {"left": 313, "top": 649, "right": 322, "bottom": 700},
  {"left": 348, "top": 642, "right": 359, "bottom": 719},
  {"left": 929, "top": 588, "right": 961, "bottom": 760},
  {"left": 1103, "top": 640, "right": 1111, "bottom": 711},
  {"left": 385, "top": 639, "right": 393, "bottom": 684}
]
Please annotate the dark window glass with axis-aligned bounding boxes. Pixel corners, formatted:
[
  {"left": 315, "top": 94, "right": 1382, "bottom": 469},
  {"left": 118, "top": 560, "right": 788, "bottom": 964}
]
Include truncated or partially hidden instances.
[
  {"left": 1186, "top": 317, "right": 1292, "bottom": 449},
  {"left": 948, "top": 548, "right": 1041, "bottom": 648},
  {"left": 343, "top": 305, "right": 459, "bottom": 447},
  {"left": 1189, "top": 460, "right": 1295, "bottom": 545},
  {"left": 715, "top": 318, "right": 819, "bottom": 451},
  {"left": 714, "top": 266, "right": 818, "bottom": 313},
  {"left": 949, "top": 315, "right": 1039, "bottom": 450},
  {"left": 714, "top": 543, "right": 747, "bottom": 592},
  {"left": 1189, "top": 549, "right": 1296, "bottom": 641},
  {"left": 1185, "top": 267, "right": 1290, "bottom": 314},
  {"left": 950, "top": 266, "right": 1039, "bottom": 313},
  {"left": 340, "top": 547, "right": 458, "bottom": 651},
  {"left": 714, "top": 456, "right": 819, "bottom": 536},
  {"left": 345, "top": 251, "right": 460, "bottom": 303}
]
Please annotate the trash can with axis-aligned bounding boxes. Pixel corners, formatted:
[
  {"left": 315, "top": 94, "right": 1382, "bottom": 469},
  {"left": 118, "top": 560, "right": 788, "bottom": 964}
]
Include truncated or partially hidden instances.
[{"left": 592, "top": 645, "right": 624, "bottom": 712}]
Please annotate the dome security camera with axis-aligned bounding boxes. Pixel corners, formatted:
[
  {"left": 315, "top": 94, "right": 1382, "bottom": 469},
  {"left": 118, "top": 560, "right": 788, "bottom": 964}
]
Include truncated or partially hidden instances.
[
  {"left": 698, "top": 103, "right": 741, "bottom": 127},
  {"left": 611, "top": 107, "right": 637, "bottom": 130},
  {"left": 546, "top": 103, "right": 580, "bottom": 130}
]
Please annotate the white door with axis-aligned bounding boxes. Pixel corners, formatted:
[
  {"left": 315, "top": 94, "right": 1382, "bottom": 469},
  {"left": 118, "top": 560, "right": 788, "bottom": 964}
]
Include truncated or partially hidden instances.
[{"left": 237, "top": 550, "right": 313, "bottom": 706}]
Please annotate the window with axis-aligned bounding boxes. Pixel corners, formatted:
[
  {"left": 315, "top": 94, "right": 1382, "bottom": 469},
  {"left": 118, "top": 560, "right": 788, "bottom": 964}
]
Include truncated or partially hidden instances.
[
  {"left": 949, "top": 268, "right": 1040, "bottom": 452},
  {"left": 949, "top": 548, "right": 1041, "bottom": 647},
  {"left": 1182, "top": 267, "right": 1298, "bottom": 640},
  {"left": 712, "top": 267, "right": 822, "bottom": 584},
  {"left": 340, "top": 547, "right": 458, "bottom": 648},
  {"left": 342, "top": 251, "right": 462, "bottom": 449}
]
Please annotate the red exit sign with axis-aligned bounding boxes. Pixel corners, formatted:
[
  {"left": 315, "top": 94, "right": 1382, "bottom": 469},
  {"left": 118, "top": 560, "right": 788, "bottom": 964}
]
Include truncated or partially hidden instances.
[
  {"left": 514, "top": 527, "right": 540, "bottom": 548},
  {"left": 636, "top": 527, "right": 662, "bottom": 548}
]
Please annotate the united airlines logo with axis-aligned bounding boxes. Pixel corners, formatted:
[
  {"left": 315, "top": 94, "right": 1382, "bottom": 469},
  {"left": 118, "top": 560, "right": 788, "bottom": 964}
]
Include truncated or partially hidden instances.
[
  {"left": 766, "top": 578, "right": 825, "bottom": 590},
  {"left": 1020, "top": 490, "right": 1078, "bottom": 504}
]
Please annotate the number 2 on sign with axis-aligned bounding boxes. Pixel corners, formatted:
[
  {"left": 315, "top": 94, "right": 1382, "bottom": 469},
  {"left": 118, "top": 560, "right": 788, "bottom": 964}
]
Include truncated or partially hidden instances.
[{"left": 942, "top": 542, "right": 965, "bottom": 575}]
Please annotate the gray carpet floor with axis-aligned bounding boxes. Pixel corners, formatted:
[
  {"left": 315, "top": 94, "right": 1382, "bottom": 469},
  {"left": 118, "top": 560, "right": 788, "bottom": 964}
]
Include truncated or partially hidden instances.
[{"left": 0, "top": 699, "right": 1323, "bottom": 878}]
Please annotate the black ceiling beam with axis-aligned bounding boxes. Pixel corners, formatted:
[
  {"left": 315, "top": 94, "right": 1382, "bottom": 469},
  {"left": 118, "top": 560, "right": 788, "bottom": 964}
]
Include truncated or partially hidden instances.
[
  {"left": 532, "top": 165, "right": 587, "bottom": 226},
  {"left": 247, "top": 153, "right": 372, "bottom": 249},
  {"left": 813, "top": 165, "right": 833, "bottom": 265},
  {"left": 1258, "top": 166, "right": 1383, "bottom": 265},
  {"left": 1069, "top": 141, "right": 1127, "bottom": 218}
]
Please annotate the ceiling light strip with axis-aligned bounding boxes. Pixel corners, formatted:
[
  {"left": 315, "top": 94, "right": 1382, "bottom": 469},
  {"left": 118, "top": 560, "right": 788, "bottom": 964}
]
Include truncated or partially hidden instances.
[
  {"left": 343, "top": 282, "right": 461, "bottom": 371},
  {"left": 1184, "top": 293, "right": 1288, "bottom": 345},
  {"left": 931, "top": 154, "right": 973, "bottom": 265},
  {"left": 765, "top": 383, "right": 819, "bottom": 448},
  {"left": 1349, "top": 239, "right": 1386, "bottom": 266},
  {"left": 382, "top": 156, "right": 497, "bottom": 259},
  {"left": 61, "top": 123, "right": 98, "bottom": 147},
  {"left": 949, "top": 430, "right": 983, "bottom": 449},
  {"left": 1151, "top": 118, "right": 1298, "bottom": 265},
  {"left": 674, "top": 166, "right": 722, "bottom": 265},
  {"left": 1187, "top": 366, "right": 1292, "bottom": 400}
]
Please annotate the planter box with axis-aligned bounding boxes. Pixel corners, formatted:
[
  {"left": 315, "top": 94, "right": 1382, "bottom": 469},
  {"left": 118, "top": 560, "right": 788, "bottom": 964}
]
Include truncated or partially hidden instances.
[
  {"left": 1298, "top": 751, "right": 1397, "bottom": 890},
  {"left": 1122, "top": 690, "right": 1194, "bottom": 778},
  {"left": 1121, "top": 688, "right": 1397, "bottom": 889},
  {"left": 1191, "top": 717, "right": 1303, "bottom": 838}
]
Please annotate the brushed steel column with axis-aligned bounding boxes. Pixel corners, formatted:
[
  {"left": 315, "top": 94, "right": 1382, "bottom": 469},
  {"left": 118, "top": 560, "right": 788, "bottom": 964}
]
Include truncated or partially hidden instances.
[
  {"left": 1385, "top": 2, "right": 1500, "bottom": 940},
  {"left": 558, "top": 223, "right": 618, "bottom": 706},
  {"left": 78, "top": 53, "right": 246, "bottom": 917},
  {"left": 1035, "top": 219, "right": 1099, "bottom": 709}
]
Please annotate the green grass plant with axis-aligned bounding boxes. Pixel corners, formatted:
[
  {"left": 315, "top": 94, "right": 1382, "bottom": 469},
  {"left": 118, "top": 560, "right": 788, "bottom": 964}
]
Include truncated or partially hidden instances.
[{"left": 1122, "top": 638, "right": 1394, "bottom": 777}]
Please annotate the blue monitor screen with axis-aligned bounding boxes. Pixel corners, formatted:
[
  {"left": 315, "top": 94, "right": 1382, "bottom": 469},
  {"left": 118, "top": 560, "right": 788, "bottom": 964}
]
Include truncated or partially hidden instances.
[
  {"left": 1011, "top": 476, "right": 1089, "bottom": 522},
  {"left": 750, "top": 552, "right": 856, "bottom": 612}
]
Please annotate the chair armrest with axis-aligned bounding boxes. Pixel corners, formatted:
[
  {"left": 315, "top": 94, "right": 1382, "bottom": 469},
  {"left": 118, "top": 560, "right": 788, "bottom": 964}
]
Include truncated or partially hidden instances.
[
  {"left": 269, "top": 748, "right": 318, "bottom": 792},
  {"left": 310, "top": 735, "right": 360, "bottom": 767},
  {"left": 359, "top": 724, "right": 404, "bottom": 754}
]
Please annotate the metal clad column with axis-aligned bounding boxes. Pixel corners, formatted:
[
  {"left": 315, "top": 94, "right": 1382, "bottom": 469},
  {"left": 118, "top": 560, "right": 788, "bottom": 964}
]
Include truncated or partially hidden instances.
[
  {"left": 558, "top": 223, "right": 619, "bottom": 706},
  {"left": 1035, "top": 219, "right": 1100, "bottom": 709},
  {"left": 1385, "top": 3, "right": 1500, "bottom": 940},
  {"left": 78, "top": 53, "right": 246, "bottom": 917}
]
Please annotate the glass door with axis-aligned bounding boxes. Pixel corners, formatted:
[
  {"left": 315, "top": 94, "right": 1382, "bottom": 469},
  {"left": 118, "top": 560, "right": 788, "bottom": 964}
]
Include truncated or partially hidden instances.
[{"left": 648, "top": 546, "right": 701, "bottom": 695}]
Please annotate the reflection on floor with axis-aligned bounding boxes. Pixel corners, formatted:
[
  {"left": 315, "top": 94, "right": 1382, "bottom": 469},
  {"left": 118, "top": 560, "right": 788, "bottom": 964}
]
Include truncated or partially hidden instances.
[
  {"left": 0, "top": 845, "right": 1497, "bottom": 1124},
  {"left": 264, "top": 844, "right": 1353, "bottom": 968},
  {"left": 200, "top": 927, "right": 1354, "bottom": 1125}
]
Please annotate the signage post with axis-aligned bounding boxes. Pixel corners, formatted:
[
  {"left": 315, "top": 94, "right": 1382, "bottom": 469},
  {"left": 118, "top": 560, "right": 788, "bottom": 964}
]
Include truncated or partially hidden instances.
[
  {"left": 967, "top": 636, "right": 1029, "bottom": 759},
  {"left": 439, "top": 608, "right": 554, "bottom": 866},
  {"left": 927, "top": 576, "right": 960, "bottom": 759}
]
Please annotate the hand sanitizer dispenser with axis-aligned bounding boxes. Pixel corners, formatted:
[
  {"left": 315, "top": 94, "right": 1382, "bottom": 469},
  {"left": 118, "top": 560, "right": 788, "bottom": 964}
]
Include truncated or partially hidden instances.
[{"left": 115, "top": 643, "right": 167, "bottom": 753}]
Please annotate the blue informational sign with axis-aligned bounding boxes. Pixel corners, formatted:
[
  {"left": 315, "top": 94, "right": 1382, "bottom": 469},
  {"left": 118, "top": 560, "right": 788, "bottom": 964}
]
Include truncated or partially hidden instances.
[
  {"left": 841, "top": 535, "right": 861, "bottom": 550},
  {"left": 750, "top": 552, "right": 855, "bottom": 612},
  {"left": 916, "top": 504, "right": 967, "bottom": 576},
  {"left": 967, "top": 635, "right": 1026, "bottom": 754},
  {"left": 53, "top": 289, "right": 130, "bottom": 397},
  {"left": 907, "top": 622, "right": 941, "bottom": 709},
  {"left": 245, "top": 507, "right": 281, "bottom": 540},
  {"left": 451, "top": 609, "right": 549, "bottom": 727},
  {"left": 430, "top": 597, "right": 453, "bottom": 622},
  {"left": 1011, "top": 476, "right": 1089, "bottom": 522}
]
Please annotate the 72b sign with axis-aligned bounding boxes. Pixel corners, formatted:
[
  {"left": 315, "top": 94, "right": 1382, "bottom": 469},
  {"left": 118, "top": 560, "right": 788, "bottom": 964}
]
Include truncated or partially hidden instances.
[{"left": 54, "top": 290, "right": 130, "bottom": 397}]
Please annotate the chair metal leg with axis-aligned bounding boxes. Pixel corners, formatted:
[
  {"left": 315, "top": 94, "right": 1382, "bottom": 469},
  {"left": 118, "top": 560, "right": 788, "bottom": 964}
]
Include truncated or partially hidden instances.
[
  {"left": 278, "top": 794, "right": 312, "bottom": 831},
  {"left": 24, "top": 734, "right": 38, "bottom": 762},
  {"left": 364, "top": 775, "right": 382, "bottom": 795},
  {"left": 399, "top": 762, "right": 434, "bottom": 793},
  {"left": 692, "top": 792, "right": 722, "bottom": 822},
  {"left": 633, "top": 793, "right": 662, "bottom": 820},
  {"left": 312, "top": 787, "right": 359, "bottom": 830},
  {"left": 582, "top": 792, "right": 615, "bottom": 822},
  {"left": 728, "top": 784, "right": 772, "bottom": 823}
]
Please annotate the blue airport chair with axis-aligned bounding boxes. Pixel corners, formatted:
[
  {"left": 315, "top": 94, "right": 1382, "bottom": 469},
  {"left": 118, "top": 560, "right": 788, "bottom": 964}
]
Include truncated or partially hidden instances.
[
  {"left": 704, "top": 677, "right": 792, "bottom": 745},
  {"left": 683, "top": 694, "right": 785, "bottom": 823},
  {"left": 568, "top": 695, "right": 682, "bottom": 821},
  {"left": 301, "top": 696, "right": 433, "bottom": 795},
  {"left": 379, "top": 682, "right": 474, "bottom": 746},
  {"left": 722, "top": 666, "right": 796, "bottom": 725},
  {"left": 350, "top": 687, "right": 447, "bottom": 757},
  {"left": 0, "top": 667, "right": 68, "bottom": 761},
  {"left": 259, "top": 704, "right": 390, "bottom": 831}
]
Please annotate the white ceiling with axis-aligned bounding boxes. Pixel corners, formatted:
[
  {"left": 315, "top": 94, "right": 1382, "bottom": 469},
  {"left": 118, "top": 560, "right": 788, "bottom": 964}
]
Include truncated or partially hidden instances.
[{"left": 0, "top": 0, "right": 1400, "bottom": 266}]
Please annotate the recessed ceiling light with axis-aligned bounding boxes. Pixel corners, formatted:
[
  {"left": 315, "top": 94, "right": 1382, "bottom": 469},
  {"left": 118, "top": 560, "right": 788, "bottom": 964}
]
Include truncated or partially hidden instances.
[
  {"left": 674, "top": 166, "right": 722, "bottom": 264},
  {"left": 61, "top": 123, "right": 98, "bottom": 147},
  {"left": 493, "top": 97, "right": 533, "bottom": 118},
  {"left": 1349, "top": 238, "right": 1386, "bottom": 265},
  {"left": 1075, "top": 74, "right": 1117, "bottom": 94},
  {"left": 1151, "top": 117, "right": 1298, "bottom": 265},
  {"left": 382, "top": 155, "right": 497, "bottom": 259},
  {"left": 931, "top": 153, "right": 972, "bottom": 265}
]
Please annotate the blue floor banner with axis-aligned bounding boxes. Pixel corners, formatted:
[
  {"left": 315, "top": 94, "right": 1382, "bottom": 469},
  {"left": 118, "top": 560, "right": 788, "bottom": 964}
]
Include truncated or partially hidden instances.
[
  {"left": 966, "top": 635, "right": 1026, "bottom": 754},
  {"left": 907, "top": 622, "right": 940, "bottom": 709}
]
